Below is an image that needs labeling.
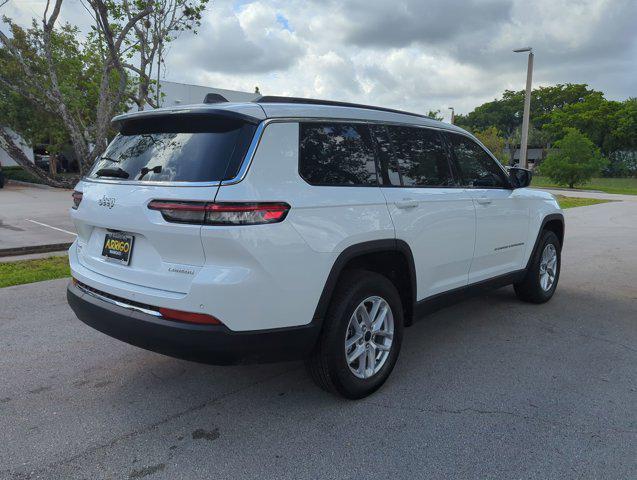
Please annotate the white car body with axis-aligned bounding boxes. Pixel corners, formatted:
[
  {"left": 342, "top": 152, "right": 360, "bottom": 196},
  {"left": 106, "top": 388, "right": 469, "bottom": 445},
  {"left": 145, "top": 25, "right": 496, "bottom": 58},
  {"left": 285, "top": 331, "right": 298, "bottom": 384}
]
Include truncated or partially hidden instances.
[{"left": 67, "top": 98, "right": 563, "bottom": 367}]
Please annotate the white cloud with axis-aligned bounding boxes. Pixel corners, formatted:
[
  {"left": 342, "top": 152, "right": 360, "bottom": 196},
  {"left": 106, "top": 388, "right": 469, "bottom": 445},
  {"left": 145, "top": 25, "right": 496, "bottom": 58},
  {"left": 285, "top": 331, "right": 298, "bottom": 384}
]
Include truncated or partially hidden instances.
[
  {"left": 168, "top": 1, "right": 303, "bottom": 75},
  {"left": 4, "top": 0, "right": 636, "bottom": 119}
]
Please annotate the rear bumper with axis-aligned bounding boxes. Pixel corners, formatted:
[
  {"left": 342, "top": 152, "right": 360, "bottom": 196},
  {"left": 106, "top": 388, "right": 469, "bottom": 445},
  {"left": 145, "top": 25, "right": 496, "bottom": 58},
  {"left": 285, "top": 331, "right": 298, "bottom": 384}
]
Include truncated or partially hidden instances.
[{"left": 67, "top": 282, "right": 320, "bottom": 365}]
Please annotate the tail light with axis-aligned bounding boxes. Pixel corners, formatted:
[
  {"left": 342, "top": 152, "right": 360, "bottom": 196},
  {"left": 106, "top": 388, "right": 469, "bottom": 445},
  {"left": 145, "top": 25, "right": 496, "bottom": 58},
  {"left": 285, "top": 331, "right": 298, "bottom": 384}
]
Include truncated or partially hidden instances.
[
  {"left": 148, "top": 201, "right": 290, "bottom": 225},
  {"left": 72, "top": 191, "right": 83, "bottom": 209}
]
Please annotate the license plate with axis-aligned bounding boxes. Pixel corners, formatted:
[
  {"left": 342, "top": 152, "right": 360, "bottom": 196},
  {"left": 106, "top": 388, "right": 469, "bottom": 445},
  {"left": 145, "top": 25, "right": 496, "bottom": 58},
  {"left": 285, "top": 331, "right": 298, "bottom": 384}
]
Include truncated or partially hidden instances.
[{"left": 102, "top": 232, "right": 134, "bottom": 265}]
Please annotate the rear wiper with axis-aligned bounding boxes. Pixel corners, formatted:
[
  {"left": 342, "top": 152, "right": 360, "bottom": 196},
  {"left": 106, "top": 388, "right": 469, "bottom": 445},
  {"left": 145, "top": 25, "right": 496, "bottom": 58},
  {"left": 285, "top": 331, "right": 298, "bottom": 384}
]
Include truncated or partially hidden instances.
[
  {"left": 95, "top": 167, "right": 130, "bottom": 179},
  {"left": 138, "top": 165, "right": 162, "bottom": 180}
]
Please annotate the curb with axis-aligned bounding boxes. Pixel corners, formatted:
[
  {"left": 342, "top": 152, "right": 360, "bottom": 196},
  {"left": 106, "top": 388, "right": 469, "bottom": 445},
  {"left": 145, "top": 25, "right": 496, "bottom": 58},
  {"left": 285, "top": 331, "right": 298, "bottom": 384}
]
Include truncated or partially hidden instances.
[
  {"left": 0, "top": 242, "right": 73, "bottom": 258},
  {"left": 6, "top": 179, "right": 59, "bottom": 190},
  {"left": 531, "top": 186, "right": 605, "bottom": 194}
]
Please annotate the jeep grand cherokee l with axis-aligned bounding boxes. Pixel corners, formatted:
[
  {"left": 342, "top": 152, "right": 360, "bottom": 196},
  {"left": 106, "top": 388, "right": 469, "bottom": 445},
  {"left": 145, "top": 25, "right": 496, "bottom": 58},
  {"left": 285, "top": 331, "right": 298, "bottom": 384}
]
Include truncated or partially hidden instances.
[{"left": 67, "top": 96, "right": 564, "bottom": 399}]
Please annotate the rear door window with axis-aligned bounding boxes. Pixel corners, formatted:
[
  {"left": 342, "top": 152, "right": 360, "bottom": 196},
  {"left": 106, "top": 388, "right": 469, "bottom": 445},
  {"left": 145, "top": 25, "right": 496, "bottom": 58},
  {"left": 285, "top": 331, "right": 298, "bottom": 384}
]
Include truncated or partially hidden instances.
[
  {"left": 375, "top": 125, "right": 455, "bottom": 187},
  {"left": 88, "top": 115, "right": 256, "bottom": 183},
  {"left": 299, "top": 123, "right": 378, "bottom": 186},
  {"left": 446, "top": 133, "right": 509, "bottom": 188},
  {"left": 371, "top": 125, "right": 402, "bottom": 186}
]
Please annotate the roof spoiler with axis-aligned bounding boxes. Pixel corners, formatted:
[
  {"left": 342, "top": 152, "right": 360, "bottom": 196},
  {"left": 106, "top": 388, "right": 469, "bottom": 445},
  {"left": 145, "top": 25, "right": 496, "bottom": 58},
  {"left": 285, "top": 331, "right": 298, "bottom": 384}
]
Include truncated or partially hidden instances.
[{"left": 111, "top": 108, "right": 262, "bottom": 128}]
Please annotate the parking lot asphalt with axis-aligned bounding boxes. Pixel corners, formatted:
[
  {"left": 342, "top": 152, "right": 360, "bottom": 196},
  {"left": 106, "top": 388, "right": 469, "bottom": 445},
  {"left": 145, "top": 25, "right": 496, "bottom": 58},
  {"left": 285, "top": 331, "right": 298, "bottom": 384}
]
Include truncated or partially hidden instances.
[
  {"left": 1, "top": 198, "right": 636, "bottom": 480},
  {"left": 0, "top": 184, "right": 76, "bottom": 253}
]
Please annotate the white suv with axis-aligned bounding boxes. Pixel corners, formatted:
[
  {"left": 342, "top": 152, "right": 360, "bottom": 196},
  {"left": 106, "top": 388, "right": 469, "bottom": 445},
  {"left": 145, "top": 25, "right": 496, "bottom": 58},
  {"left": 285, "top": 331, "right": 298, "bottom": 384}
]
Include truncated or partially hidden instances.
[{"left": 67, "top": 96, "right": 564, "bottom": 399}]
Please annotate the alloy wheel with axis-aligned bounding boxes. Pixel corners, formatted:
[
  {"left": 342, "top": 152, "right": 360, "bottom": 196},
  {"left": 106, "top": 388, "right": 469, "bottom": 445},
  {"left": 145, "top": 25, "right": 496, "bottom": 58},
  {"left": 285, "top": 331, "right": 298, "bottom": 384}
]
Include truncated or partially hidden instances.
[
  {"left": 344, "top": 296, "right": 394, "bottom": 379},
  {"left": 539, "top": 243, "right": 558, "bottom": 291}
]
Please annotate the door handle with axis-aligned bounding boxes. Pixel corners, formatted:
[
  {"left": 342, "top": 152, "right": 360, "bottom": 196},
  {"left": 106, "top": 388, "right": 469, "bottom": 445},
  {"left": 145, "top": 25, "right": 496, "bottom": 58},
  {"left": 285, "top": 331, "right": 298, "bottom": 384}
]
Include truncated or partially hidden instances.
[
  {"left": 395, "top": 199, "right": 418, "bottom": 209},
  {"left": 476, "top": 197, "right": 492, "bottom": 205}
]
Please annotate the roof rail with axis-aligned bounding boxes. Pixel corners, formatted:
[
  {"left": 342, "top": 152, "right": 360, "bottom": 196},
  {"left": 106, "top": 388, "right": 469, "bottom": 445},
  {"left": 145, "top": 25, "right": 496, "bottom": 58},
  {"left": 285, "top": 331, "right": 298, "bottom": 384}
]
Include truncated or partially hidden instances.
[{"left": 255, "top": 95, "right": 428, "bottom": 119}]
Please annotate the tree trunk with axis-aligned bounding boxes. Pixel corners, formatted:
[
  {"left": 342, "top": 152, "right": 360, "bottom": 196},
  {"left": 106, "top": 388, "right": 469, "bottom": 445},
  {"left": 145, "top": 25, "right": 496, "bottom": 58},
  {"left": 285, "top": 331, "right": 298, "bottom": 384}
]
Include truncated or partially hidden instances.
[{"left": 0, "top": 128, "right": 79, "bottom": 189}]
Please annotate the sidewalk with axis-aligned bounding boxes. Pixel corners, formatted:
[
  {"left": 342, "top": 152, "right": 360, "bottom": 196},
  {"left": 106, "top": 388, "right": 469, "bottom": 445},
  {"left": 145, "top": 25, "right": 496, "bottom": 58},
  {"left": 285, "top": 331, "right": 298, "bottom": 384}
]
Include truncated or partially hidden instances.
[
  {"left": 0, "top": 183, "right": 76, "bottom": 257},
  {"left": 533, "top": 187, "right": 637, "bottom": 203}
]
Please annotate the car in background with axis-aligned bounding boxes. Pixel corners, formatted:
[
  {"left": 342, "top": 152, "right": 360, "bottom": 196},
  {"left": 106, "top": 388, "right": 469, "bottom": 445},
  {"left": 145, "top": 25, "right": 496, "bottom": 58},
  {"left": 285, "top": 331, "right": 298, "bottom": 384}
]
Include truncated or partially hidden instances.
[{"left": 34, "top": 154, "right": 52, "bottom": 172}]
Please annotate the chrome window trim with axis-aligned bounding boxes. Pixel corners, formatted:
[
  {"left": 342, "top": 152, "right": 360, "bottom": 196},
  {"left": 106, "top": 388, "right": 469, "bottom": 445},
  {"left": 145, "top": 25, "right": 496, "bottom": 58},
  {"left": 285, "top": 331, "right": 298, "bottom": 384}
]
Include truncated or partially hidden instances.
[
  {"left": 220, "top": 120, "right": 267, "bottom": 186},
  {"left": 76, "top": 282, "right": 162, "bottom": 317},
  {"left": 80, "top": 177, "right": 223, "bottom": 187}
]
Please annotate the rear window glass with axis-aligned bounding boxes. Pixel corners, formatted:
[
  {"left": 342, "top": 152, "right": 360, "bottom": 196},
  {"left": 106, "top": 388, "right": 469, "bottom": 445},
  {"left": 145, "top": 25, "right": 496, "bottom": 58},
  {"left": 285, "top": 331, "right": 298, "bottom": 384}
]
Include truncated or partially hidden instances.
[
  {"left": 88, "top": 115, "right": 256, "bottom": 182},
  {"left": 299, "top": 123, "right": 377, "bottom": 186}
]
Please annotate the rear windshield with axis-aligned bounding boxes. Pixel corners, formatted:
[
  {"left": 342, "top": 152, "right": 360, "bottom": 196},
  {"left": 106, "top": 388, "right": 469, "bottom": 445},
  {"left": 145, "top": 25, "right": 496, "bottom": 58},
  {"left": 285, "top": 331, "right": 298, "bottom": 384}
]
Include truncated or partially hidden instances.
[{"left": 88, "top": 115, "right": 256, "bottom": 183}]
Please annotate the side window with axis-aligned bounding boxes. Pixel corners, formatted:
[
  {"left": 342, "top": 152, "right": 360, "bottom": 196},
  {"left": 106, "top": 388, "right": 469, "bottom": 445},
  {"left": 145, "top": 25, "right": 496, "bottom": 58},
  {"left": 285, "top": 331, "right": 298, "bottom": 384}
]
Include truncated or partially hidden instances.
[
  {"left": 370, "top": 125, "right": 401, "bottom": 186},
  {"left": 447, "top": 133, "right": 509, "bottom": 188},
  {"left": 299, "top": 123, "right": 377, "bottom": 186},
  {"left": 378, "top": 126, "right": 454, "bottom": 187}
]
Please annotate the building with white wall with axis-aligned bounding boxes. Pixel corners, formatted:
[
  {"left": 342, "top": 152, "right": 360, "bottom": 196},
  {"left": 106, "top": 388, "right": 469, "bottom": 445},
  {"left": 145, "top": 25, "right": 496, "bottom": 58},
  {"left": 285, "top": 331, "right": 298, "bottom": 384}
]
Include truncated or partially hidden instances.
[
  {"left": 0, "top": 128, "right": 34, "bottom": 167},
  {"left": 153, "top": 81, "right": 258, "bottom": 108}
]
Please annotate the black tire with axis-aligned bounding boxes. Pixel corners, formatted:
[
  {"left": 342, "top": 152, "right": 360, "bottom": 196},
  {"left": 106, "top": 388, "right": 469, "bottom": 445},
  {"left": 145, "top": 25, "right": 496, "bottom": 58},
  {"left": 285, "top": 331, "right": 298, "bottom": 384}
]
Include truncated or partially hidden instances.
[
  {"left": 305, "top": 269, "right": 404, "bottom": 399},
  {"left": 514, "top": 230, "right": 561, "bottom": 303}
]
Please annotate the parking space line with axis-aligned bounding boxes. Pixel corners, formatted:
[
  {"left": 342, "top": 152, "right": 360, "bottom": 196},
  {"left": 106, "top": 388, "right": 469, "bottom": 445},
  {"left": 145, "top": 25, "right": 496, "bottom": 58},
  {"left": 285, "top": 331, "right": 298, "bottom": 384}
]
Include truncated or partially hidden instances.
[{"left": 25, "top": 219, "right": 76, "bottom": 236}]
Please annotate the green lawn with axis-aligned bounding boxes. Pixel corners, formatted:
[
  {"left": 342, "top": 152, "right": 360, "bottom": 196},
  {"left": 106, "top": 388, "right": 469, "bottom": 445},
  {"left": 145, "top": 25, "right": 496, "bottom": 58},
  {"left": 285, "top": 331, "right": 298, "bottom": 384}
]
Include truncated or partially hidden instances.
[
  {"left": 532, "top": 176, "right": 637, "bottom": 195},
  {"left": 0, "top": 256, "right": 70, "bottom": 288},
  {"left": 555, "top": 195, "right": 613, "bottom": 209}
]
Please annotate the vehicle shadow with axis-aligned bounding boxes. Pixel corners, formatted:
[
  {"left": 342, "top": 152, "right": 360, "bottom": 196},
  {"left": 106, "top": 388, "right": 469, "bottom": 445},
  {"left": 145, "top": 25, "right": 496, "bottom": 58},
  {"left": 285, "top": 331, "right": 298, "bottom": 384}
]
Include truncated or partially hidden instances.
[{"left": 93, "top": 286, "right": 530, "bottom": 417}]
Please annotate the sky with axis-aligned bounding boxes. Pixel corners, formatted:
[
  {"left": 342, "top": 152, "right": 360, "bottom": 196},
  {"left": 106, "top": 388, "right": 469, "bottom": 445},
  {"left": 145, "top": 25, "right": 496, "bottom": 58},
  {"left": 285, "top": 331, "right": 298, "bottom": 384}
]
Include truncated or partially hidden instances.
[{"left": 2, "top": 0, "right": 636, "bottom": 121}]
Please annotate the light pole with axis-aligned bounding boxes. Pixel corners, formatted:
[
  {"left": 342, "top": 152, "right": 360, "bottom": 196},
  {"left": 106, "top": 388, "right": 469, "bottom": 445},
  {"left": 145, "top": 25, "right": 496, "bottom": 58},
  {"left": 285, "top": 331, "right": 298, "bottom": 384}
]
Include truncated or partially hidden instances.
[
  {"left": 514, "top": 47, "right": 533, "bottom": 169},
  {"left": 448, "top": 107, "right": 455, "bottom": 124}
]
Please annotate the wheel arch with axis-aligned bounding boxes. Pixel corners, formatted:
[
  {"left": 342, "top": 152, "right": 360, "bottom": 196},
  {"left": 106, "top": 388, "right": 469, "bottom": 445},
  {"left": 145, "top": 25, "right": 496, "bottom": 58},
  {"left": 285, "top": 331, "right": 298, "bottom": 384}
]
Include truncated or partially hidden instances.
[
  {"left": 312, "top": 239, "right": 417, "bottom": 328},
  {"left": 525, "top": 213, "right": 565, "bottom": 270}
]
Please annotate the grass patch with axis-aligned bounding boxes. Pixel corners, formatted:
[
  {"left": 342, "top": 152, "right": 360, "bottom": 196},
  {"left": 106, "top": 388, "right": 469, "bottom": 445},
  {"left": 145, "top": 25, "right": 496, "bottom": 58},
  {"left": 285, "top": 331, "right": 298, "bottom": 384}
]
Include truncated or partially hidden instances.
[
  {"left": 532, "top": 176, "right": 637, "bottom": 195},
  {"left": 555, "top": 195, "right": 613, "bottom": 209},
  {"left": 0, "top": 255, "right": 70, "bottom": 288}
]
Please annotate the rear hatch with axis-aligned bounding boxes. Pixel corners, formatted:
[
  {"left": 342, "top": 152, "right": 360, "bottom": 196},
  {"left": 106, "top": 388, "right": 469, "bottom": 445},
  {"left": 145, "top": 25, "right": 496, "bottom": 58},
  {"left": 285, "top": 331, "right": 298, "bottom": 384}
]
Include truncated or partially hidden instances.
[{"left": 72, "top": 107, "right": 262, "bottom": 293}]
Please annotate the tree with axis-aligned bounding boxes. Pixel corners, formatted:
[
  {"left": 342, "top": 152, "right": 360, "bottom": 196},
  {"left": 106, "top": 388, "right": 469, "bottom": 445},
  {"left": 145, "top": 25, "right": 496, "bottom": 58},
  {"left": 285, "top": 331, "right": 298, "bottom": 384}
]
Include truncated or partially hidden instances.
[
  {"left": 604, "top": 98, "right": 637, "bottom": 177},
  {"left": 538, "top": 128, "right": 607, "bottom": 188},
  {"left": 0, "top": 0, "right": 208, "bottom": 186},
  {"left": 455, "top": 84, "right": 637, "bottom": 176},
  {"left": 0, "top": 1, "right": 149, "bottom": 185},
  {"left": 543, "top": 92, "right": 624, "bottom": 155},
  {"left": 455, "top": 90, "right": 523, "bottom": 137},
  {"left": 104, "top": 0, "right": 208, "bottom": 110},
  {"left": 426, "top": 109, "right": 444, "bottom": 121},
  {"left": 608, "top": 98, "right": 637, "bottom": 153},
  {"left": 473, "top": 126, "right": 506, "bottom": 163},
  {"left": 0, "top": 19, "right": 118, "bottom": 186},
  {"left": 455, "top": 84, "right": 600, "bottom": 139}
]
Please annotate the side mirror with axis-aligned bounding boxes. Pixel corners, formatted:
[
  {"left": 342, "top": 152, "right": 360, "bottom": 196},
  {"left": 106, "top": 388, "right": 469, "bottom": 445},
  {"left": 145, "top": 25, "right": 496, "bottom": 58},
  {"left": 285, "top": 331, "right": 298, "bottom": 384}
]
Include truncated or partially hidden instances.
[{"left": 507, "top": 167, "right": 532, "bottom": 189}]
